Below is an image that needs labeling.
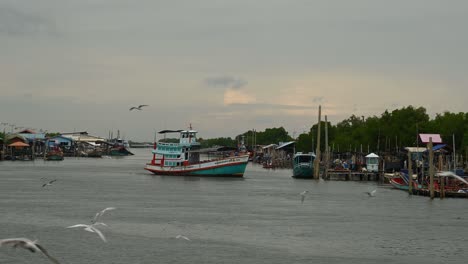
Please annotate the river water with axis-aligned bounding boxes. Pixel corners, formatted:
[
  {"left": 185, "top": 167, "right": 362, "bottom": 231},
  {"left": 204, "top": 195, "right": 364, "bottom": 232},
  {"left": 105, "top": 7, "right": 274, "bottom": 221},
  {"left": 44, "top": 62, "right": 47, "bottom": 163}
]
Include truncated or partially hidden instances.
[{"left": 0, "top": 149, "right": 466, "bottom": 264}]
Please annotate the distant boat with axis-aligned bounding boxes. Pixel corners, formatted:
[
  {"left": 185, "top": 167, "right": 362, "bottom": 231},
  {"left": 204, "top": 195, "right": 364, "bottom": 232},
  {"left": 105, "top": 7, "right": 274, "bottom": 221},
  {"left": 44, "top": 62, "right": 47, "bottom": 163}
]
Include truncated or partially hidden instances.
[
  {"left": 109, "top": 146, "right": 134, "bottom": 156},
  {"left": 144, "top": 128, "right": 249, "bottom": 177},
  {"left": 292, "top": 152, "right": 315, "bottom": 179},
  {"left": 45, "top": 146, "right": 64, "bottom": 161}
]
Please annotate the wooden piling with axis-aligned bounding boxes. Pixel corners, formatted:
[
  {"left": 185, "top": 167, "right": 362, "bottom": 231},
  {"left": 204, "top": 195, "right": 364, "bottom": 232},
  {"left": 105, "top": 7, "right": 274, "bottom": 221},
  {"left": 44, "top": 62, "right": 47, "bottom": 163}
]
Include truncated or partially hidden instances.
[
  {"left": 324, "top": 115, "right": 329, "bottom": 180},
  {"left": 313, "top": 105, "right": 321, "bottom": 179},
  {"left": 408, "top": 151, "right": 413, "bottom": 194},
  {"left": 429, "top": 138, "right": 434, "bottom": 199}
]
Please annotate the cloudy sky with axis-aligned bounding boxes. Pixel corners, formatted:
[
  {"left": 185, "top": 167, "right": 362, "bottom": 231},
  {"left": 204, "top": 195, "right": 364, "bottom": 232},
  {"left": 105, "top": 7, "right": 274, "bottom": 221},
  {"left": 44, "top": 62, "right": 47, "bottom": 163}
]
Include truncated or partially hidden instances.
[{"left": 1, "top": 0, "right": 467, "bottom": 141}]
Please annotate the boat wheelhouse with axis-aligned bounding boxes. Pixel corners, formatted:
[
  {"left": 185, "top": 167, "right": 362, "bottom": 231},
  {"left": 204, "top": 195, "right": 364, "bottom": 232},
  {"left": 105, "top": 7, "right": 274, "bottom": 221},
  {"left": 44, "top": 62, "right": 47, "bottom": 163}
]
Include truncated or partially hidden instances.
[
  {"left": 292, "top": 152, "right": 315, "bottom": 179},
  {"left": 144, "top": 129, "right": 249, "bottom": 177}
]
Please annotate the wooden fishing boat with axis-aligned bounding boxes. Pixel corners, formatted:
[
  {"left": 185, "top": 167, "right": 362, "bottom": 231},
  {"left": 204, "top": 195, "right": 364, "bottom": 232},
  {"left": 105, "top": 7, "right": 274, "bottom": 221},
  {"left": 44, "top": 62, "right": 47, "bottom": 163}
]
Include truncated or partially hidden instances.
[
  {"left": 45, "top": 146, "right": 64, "bottom": 161},
  {"left": 144, "top": 128, "right": 249, "bottom": 177}
]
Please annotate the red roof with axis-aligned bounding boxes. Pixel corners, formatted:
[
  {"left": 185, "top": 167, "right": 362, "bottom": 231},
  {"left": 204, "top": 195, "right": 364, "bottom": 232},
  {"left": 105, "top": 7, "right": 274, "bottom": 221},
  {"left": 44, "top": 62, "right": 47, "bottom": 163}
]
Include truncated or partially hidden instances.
[
  {"left": 419, "top": 134, "right": 442, "bottom": 144},
  {"left": 9, "top": 141, "right": 30, "bottom": 147}
]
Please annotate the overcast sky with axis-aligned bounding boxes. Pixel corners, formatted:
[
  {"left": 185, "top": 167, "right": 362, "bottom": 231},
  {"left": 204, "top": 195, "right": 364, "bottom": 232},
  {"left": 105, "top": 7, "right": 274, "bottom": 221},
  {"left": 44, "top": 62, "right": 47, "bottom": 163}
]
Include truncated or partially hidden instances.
[{"left": 1, "top": 0, "right": 467, "bottom": 141}]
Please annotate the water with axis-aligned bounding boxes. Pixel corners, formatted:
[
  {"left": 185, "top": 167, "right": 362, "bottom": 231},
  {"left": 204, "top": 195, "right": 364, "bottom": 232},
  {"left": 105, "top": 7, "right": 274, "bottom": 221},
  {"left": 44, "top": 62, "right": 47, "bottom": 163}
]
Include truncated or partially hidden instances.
[{"left": 1, "top": 149, "right": 467, "bottom": 264}]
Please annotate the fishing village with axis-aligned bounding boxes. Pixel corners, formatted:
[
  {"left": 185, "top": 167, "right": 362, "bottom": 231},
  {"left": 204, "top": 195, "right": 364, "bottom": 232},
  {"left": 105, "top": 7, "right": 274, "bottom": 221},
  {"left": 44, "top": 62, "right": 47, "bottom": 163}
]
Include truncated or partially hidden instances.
[
  {"left": 3, "top": 2, "right": 468, "bottom": 264},
  {"left": 1, "top": 105, "right": 467, "bottom": 199}
]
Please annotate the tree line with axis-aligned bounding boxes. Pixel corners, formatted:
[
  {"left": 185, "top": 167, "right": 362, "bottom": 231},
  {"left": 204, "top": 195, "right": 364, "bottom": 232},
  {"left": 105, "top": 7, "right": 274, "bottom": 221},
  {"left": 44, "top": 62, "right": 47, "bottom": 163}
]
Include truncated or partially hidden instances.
[{"left": 200, "top": 106, "right": 467, "bottom": 155}]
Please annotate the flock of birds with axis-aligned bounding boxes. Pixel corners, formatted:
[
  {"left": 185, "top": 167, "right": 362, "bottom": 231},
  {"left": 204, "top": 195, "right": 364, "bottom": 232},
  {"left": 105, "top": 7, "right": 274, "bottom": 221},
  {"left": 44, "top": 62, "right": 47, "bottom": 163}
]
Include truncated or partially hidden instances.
[
  {"left": 0, "top": 207, "right": 115, "bottom": 264},
  {"left": 1, "top": 150, "right": 379, "bottom": 263},
  {"left": 1, "top": 179, "right": 192, "bottom": 264},
  {"left": 1, "top": 205, "right": 191, "bottom": 263}
]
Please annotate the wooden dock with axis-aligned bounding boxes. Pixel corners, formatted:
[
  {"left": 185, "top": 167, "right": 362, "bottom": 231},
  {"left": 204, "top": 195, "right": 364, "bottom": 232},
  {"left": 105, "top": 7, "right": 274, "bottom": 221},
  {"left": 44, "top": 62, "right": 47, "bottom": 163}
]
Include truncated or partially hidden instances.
[
  {"left": 410, "top": 188, "right": 468, "bottom": 198},
  {"left": 323, "top": 170, "right": 382, "bottom": 182}
]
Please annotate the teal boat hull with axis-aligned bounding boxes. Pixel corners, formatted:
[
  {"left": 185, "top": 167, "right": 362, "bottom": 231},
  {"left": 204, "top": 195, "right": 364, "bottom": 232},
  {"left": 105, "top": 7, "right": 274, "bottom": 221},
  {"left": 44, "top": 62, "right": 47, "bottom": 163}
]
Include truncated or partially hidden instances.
[
  {"left": 292, "top": 165, "right": 313, "bottom": 178},
  {"left": 145, "top": 155, "right": 250, "bottom": 177}
]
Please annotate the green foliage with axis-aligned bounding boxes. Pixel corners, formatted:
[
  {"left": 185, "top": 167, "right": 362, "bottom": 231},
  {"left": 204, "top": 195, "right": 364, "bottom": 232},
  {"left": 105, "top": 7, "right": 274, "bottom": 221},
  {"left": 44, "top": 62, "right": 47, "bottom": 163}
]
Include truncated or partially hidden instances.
[
  {"left": 294, "top": 106, "right": 467, "bottom": 155},
  {"left": 237, "top": 127, "right": 293, "bottom": 147},
  {"left": 45, "top": 132, "right": 60, "bottom": 138},
  {"left": 158, "top": 138, "right": 179, "bottom": 143},
  {"left": 199, "top": 137, "right": 236, "bottom": 148}
]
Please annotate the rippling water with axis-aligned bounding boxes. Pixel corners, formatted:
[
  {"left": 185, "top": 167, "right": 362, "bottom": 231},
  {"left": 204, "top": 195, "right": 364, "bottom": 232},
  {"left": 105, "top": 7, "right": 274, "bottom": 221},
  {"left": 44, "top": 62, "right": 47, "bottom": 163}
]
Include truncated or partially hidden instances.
[{"left": 1, "top": 149, "right": 467, "bottom": 264}]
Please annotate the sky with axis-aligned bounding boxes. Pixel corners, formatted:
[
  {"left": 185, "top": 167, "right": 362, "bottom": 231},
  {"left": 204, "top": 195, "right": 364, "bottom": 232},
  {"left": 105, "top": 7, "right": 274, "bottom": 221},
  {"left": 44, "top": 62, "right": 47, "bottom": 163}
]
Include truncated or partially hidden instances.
[{"left": 1, "top": 0, "right": 467, "bottom": 141}]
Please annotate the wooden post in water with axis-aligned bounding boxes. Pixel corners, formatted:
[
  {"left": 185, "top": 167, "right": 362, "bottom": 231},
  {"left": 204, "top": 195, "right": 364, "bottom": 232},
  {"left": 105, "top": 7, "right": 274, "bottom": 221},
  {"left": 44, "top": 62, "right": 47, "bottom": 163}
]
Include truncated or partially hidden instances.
[
  {"left": 313, "top": 105, "right": 321, "bottom": 179},
  {"left": 1, "top": 127, "right": 5, "bottom": 160},
  {"left": 440, "top": 172, "right": 445, "bottom": 199},
  {"left": 428, "top": 138, "right": 435, "bottom": 199},
  {"left": 408, "top": 151, "right": 413, "bottom": 194},
  {"left": 324, "top": 115, "right": 329, "bottom": 180}
]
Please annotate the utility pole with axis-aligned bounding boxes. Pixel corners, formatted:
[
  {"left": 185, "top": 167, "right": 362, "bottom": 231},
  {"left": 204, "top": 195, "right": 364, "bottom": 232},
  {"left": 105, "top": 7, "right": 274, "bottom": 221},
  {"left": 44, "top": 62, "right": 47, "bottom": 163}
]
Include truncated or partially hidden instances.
[{"left": 313, "top": 105, "right": 322, "bottom": 179}]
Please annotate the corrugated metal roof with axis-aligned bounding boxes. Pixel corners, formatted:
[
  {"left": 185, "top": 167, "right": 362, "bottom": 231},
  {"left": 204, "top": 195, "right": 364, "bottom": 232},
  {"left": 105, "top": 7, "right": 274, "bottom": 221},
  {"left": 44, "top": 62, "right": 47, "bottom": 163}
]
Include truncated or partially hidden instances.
[
  {"left": 276, "top": 141, "right": 295, "bottom": 150},
  {"left": 262, "top": 144, "right": 278, "bottom": 149},
  {"left": 405, "top": 147, "right": 427, "bottom": 152},
  {"left": 419, "top": 134, "right": 442, "bottom": 144},
  {"left": 365, "top": 153, "right": 379, "bottom": 158}
]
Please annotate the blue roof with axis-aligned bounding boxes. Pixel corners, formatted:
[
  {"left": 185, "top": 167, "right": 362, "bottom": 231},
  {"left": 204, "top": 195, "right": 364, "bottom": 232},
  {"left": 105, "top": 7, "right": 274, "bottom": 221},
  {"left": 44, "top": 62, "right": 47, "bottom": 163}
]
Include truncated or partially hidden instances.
[
  {"left": 49, "top": 135, "right": 73, "bottom": 141},
  {"left": 19, "top": 133, "right": 46, "bottom": 141},
  {"left": 432, "top": 144, "right": 447, "bottom": 151}
]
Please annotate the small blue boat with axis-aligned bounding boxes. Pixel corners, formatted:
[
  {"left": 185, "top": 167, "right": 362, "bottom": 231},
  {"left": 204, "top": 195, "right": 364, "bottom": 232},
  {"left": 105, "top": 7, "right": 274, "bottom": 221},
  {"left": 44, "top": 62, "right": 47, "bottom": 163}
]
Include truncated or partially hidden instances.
[{"left": 292, "top": 152, "right": 315, "bottom": 179}]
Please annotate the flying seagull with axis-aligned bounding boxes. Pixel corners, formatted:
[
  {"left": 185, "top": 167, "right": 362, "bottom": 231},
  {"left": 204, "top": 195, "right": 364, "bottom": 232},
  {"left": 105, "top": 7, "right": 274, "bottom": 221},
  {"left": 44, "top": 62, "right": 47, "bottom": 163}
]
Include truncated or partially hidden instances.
[
  {"left": 92, "top": 207, "right": 116, "bottom": 224},
  {"left": 0, "top": 237, "right": 61, "bottom": 264},
  {"left": 129, "top": 105, "right": 148, "bottom": 111},
  {"left": 66, "top": 224, "right": 107, "bottom": 242},
  {"left": 365, "top": 189, "right": 377, "bottom": 197},
  {"left": 176, "top": 235, "right": 190, "bottom": 241},
  {"left": 42, "top": 179, "right": 57, "bottom": 188},
  {"left": 300, "top": 190, "right": 309, "bottom": 204}
]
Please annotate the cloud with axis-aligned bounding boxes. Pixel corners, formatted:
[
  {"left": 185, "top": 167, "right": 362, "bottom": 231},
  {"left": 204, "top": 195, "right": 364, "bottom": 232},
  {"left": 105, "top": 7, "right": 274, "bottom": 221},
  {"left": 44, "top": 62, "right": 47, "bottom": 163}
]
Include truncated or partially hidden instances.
[
  {"left": 0, "top": 4, "right": 57, "bottom": 36},
  {"left": 223, "top": 88, "right": 256, "bottom": 105},
  {"left": 204, "top": 76, "right": 248, "bottom": 89}
]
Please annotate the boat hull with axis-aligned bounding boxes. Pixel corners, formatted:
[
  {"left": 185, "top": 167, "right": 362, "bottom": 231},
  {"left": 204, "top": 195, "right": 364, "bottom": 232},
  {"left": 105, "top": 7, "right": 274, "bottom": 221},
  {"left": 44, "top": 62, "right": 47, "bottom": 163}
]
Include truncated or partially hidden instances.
[
  {"left": 390, "top": 177, "right": 421, "bottom": 190},
  {"left": 144, "top": 155, "right": 249, "bottom": 177},
  {"left": 45, "top": 155, "right": 64, "bottom": 161},
  {"left": 292, "top": 165, "right": 313, "bottom": 178}
]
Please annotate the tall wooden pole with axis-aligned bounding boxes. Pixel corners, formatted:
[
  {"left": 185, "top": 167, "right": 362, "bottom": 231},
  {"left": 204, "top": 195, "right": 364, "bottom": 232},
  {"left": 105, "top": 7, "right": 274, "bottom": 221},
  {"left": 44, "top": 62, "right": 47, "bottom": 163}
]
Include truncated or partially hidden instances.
[
  {"left": 314, "top": 105, "right": 321, "bottom": 179},
  {"left": 452, "top": 134, "right": 456, "bottom": 171},
  {"left": 429, "top": 138, "right": 435, "bottom": 199},
  {"left": 324, "top": 115, "right": 329, "bottom": 179},
  {"left": 408, "top": 151, "right": 413, "bottom": 194},
  {"left": 1, "top": 128, "right": 5, "bottom": 160}
]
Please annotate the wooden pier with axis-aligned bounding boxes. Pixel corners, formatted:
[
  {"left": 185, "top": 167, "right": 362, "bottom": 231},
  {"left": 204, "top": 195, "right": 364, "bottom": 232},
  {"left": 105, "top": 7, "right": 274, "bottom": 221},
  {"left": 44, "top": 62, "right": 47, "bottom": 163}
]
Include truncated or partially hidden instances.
[
  {"left": 410, "top": 188, "right": 468, "bottom": 198},
  {"left": 323, "top": 170, "right": 382, "bottom": 182}
]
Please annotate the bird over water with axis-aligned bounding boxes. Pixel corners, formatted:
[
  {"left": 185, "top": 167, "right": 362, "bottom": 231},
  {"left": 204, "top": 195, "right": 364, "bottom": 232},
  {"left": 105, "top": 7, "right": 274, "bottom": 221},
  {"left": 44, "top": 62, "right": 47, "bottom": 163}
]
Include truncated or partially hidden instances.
[
  {"left": 0, "top": 237, "right": 61, "bottom": 264},
  {"left": 365, "top": 189, "right": 377, "bottom": 197},
  {"left": 129, "top": 105, "right": 148, "bottom": 111},
  {"left": 300, "top": 191, "right": 309, "bottom": 203}
]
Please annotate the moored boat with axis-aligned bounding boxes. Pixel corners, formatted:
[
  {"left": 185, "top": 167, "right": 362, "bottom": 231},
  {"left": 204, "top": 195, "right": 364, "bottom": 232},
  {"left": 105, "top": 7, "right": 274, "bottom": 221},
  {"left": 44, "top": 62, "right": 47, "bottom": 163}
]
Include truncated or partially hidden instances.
[
  {"left": 292, "top": 152, "right": 315, "bottom": 179},
  {"left": 144, "top": 129, "right": 249, "bottom": 177},
  {"left": 45, "top": 146, "right": 64, "bottom": 161}
]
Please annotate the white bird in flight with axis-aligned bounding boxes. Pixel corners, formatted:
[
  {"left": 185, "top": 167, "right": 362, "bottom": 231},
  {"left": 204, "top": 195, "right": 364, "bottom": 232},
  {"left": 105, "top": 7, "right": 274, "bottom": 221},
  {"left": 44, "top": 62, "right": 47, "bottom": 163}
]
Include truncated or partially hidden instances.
[
  {"left": 66, "top": 224, "right": 107, "bottom": 242},
  {"left": 92, "top": 207, "right": 116, "bottom": 225},
  {"left": 365, "top": 189, "right": 377, "bottom": 197},
  {"left": 0, "top": 237, "right": 61, "bottom": 264},
  {"left": 176, "top": 235, "right": 190, "bottom": 241},
  {"left": 300, "top": 190, "right": 309, "bottom": 204},
  {"left": 42, "top": 179, "right": 57, "bottom": 188},
  {"left": 129, "top": 105, "right": 148, "bottom": 111}
]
